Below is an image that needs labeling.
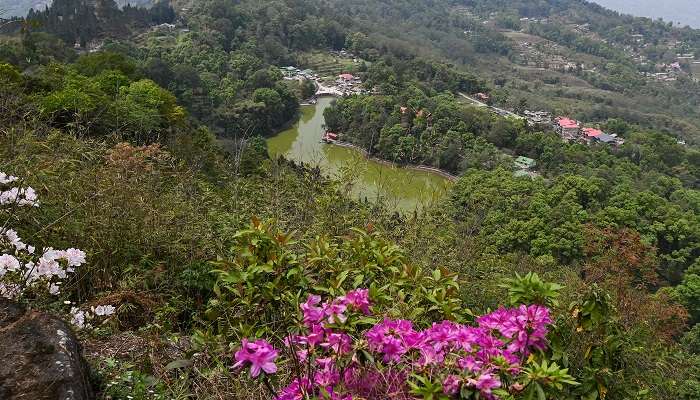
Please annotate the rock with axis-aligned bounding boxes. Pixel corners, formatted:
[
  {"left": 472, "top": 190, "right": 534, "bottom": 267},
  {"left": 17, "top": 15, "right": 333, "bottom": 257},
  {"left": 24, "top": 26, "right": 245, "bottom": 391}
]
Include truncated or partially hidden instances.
[{"left": 0, "top": 299, "right": 94, "bottom": 400}]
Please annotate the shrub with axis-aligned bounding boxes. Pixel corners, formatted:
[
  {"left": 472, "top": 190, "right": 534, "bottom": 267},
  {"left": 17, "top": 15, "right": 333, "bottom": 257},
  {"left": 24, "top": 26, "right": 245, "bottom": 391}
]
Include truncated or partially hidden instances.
[
  {"left": 207, "top": 220, "right": 463, "bottom": 340},
  {"left": 232, "top": 290, "right": 577, "bottom": 399}
]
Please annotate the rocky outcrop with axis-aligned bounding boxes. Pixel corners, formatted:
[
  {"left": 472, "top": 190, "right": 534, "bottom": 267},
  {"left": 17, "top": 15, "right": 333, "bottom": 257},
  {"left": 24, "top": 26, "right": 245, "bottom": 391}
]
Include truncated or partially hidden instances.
[{"left": 0, "top": 299, "right": 94, "bottom": 400}]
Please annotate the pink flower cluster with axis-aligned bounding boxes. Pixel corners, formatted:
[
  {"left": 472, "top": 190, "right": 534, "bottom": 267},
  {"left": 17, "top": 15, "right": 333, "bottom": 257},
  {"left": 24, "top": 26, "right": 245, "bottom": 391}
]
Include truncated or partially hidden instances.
[
  {"left": 364, "top": 305, "right": 551, "bottom": 398},
  {"left": 1, "top": 172, "right": 85, "bottom": 299},
  {"left": 300, "top": 289, "right": 371, "bottom": 327},
  {"left": 233, "top": 289, "right": 554, "bottom": 400},
  {"left": 234, "top": 339, "right": 279, "bottom": 378}
]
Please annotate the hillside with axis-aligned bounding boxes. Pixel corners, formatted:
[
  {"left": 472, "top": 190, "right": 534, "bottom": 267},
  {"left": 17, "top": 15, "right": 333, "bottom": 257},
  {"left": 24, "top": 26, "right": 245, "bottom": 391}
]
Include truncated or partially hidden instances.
[{"left": 1, "top": 0, "right": 700, "bottom": 399}]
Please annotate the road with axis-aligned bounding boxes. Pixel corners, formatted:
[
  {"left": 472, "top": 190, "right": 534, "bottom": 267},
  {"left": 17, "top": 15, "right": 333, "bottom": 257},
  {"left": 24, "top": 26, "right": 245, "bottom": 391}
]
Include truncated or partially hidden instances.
[{"left": 458, "top": 93, "right": 524, "bottom": 120}]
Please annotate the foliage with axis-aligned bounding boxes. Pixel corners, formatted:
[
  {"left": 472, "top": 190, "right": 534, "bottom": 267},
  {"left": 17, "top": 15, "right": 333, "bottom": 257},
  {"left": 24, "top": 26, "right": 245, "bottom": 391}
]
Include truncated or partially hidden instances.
[
  {"left": 208, "top": 220, "right": 463, "bottom": 340},
  {"left": 323, "top": 92, "right": 511, "bottom": 173},
  {"left": 501, "top": 272, "right": 563, "bottom": 308}
]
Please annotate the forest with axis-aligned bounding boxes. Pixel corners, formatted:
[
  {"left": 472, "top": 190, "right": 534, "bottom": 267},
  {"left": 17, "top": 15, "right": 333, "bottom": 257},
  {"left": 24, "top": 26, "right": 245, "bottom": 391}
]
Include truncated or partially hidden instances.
[{"left": 0, "top": 0, "right": 699, "bottom": 399}]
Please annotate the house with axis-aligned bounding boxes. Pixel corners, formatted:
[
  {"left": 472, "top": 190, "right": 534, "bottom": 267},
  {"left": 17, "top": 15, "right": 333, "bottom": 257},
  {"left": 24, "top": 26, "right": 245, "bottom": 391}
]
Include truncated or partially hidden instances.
[
  {"left": 280, "top": 66, "right": 299, "bottom": 77},
  {"left": 338, "top": 73, "right": 355, "bottom": 81},
  {"left": 475, "top": 92, "right": 490, "bottom": 102},
  {"left": 556, "top": 117, "right": 581, "bottom": 141},
  {"left": 523, "top": 110, "right": 552, "bottom": 126},
  {"left": 514, "top": 156, "right": 536, "bottom": 170},
  {"left": 582, "top": 127, "right": 603, "bottom": 143},
  {"left": 593, "top": 133, "right": 617, "bottom": 145},
  {"left": 322, "top": 132, "right": 338, "bottom": 143}
]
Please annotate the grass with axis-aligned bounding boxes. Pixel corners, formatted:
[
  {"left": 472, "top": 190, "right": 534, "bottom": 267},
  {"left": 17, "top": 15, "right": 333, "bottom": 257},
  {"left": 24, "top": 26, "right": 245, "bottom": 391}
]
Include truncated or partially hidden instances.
[{"left": 298, "top": 51, "right": 360, "bottom": 79}]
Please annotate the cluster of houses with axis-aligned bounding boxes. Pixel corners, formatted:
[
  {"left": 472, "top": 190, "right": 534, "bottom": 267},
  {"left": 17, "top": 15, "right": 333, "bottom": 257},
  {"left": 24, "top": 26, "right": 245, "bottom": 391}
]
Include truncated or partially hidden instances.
[
  {"left": 329, "top": 49, "right": 362, "bottom": 64},
  {"left": 514, "top": 41, "right": 581, "bottom": 73},
  {"left": 521, "top": 110, "right": 624, "bottom": 146},
  {"left": 643, "top": 61, "right": 684, "bottom": 82},
  {"left": 335, "top": 73, "right": 364, "bottom": 94},
  {"left": 280, "top": 66, "right": 318, "bottom": 81},
  {"left": 554, "top": 117, "right": 624, "bottom": 146},
  {"left": 279, "top": 66, "right": 367, "bottom": 97}
]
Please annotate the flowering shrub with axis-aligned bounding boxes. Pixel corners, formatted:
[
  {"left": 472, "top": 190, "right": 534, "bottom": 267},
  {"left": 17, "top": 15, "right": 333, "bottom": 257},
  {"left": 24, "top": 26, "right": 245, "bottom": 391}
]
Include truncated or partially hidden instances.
[
  {"left": 70, "top": 304, "right": 117, "bottom": 330},
  {"left": 0, "top": 171, "right": 86, "bottom": 300},
  {"left": 233, "top": 290, "right": 577, "bottom": 399}
]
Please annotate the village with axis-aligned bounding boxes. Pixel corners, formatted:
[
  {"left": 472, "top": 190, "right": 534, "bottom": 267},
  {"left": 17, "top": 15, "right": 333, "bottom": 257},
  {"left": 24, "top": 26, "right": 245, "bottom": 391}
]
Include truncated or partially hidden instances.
[
  {"left": 279, "top": 49, "right": 369, "bottom": 100},
  {"left": 280, "top": 66, "right": 367, "bottom": 99}
]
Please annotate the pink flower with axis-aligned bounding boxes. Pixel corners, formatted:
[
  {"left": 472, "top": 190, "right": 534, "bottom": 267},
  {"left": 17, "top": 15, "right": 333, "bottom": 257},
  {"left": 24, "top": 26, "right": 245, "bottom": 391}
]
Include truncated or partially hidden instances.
[
  {"left": 344, "top": 289, "right": 371, "bottom": 314},
  {"left": 301, "top": 294, "right": 325, "bottom": 327},
  {"left": 277, "top": 377, "right": 311, "bottom": 400},
  {"left": 443, "top": 375, "right": 461, "bottom": 395},
  {"left": 314, "top": 357, "right": 340, "bottom": 388},
  {"left": 325, "top": 299, "right": 348, "bottom": 324},
  {"left": 366, "top": 319, "right": 417, "bottom": 362},
  {"left": 322, "top": 332, "right": 353, "bottom": 354},
  {"left": 466, "top": 373, "right": 501, "bottom": 395},
  {"left": 234, "top": 339, "right": 278, "bottom": 378}
]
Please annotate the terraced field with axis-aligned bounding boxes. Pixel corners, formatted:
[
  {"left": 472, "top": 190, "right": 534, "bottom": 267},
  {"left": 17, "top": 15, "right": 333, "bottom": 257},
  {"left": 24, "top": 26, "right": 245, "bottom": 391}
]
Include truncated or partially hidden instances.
[{"left": 298, "top": 51, "right": 360, "bottom": 79}]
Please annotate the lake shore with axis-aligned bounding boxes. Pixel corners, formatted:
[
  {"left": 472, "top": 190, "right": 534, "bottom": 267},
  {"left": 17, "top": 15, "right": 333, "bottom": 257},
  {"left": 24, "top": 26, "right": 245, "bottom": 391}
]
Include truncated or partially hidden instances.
[{"left": 329, "top": 141, "right": 459, "bottom": 182}]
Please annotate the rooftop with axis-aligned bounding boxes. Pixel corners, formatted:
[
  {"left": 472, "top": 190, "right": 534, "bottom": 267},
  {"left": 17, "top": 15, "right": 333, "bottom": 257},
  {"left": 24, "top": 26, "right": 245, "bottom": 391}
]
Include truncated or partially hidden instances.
[
  {"left": 557, "top": 117, "right": 580, "bottom": 129},
  {"left": 582, "top": 127, "right": 603, "bottom": 137}
]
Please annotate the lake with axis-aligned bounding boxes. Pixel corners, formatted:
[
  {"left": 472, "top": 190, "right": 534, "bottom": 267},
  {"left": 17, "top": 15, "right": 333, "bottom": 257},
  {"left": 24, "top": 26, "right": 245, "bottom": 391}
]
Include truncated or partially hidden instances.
[{"left": 267, "top": 97, "right": 452, "bottom": 212}]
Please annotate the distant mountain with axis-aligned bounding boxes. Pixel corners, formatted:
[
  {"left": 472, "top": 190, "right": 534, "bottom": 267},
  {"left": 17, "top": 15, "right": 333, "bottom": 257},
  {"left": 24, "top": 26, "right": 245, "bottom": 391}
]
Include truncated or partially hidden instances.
[
  {"left": 593, "top": 0, "right": 700, "bottom": 28},
  {"left": 0, "top": 0, "right": 153, "bottom": 18},
  {"left": 0, "top": 1, "right": 51, "bottom": 18}
]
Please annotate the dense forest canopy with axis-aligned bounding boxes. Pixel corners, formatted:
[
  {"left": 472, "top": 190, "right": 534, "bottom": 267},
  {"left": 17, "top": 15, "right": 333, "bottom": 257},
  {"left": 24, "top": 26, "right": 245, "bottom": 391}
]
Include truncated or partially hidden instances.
[{"left": 1, "top": 0, "right": 700, "bottom": 399}]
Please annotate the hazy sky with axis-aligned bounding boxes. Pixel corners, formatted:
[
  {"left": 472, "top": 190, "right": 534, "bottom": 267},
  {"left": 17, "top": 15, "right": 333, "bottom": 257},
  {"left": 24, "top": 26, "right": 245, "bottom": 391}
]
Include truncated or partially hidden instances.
[{"left": 593, "top": 0, "right": 700, "bottom": 28}]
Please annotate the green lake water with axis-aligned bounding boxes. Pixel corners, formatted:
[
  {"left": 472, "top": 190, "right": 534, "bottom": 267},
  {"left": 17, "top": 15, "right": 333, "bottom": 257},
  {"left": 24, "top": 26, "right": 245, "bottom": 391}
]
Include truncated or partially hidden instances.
[{"left": 266, "top": 97, "right": 452, "bottom": 212}]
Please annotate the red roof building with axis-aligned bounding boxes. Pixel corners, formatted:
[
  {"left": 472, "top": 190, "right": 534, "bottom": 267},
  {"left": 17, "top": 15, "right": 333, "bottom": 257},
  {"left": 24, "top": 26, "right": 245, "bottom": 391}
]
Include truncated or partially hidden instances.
[
  {"left": 556, "top": 117, "right": 581, "bottom": 141},
  {"left": 557, "top": 117, "right": 580, "bottom": 129},
  {"left": 582, "top": 127, "right": 603, "bottom": 138},
  {"left": 323, "top": 132, "right": 338, "bottom": 142},
  {"left": 338, "top": 73, "right": 355, "bottom": 81}
]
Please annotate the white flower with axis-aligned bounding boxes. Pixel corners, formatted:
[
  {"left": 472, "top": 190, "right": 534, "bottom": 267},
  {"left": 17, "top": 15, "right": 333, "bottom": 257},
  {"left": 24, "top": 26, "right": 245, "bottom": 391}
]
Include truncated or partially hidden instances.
[
  {"left": 70, "top": 308, "right": 86, "bottom": 329},
  {"left": 18, "top": 187, "right": 39, "bottom": 207},
  {"left": 0, "top": 172, "right": 18, "bottom": 185},
  {"left": 2, "top": 229, "right": 26, "bottom": 251},
  {"left": 0, "top": 187, "right": 19, "bottom": 205},
  {"left": 36, "top": 257, "right": 63, "bottom": 279},
  {"left": 48, "top": 283, "right": 60, "bottom": 296},
  {"left": 0, "top": 254, "right": 20, "bottom": 276},
  {"left": 64, "top": 248, "right": 86, "bottom": 267},
  {"left": 93, "top": 305, "right": 116, "bottom": 316}
]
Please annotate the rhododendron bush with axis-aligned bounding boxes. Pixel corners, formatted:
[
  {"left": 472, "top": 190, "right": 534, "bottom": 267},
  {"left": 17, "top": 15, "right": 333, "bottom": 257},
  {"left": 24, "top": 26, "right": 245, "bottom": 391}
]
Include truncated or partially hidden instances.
[
  {"left": 0, "top": 171, "right": 86, "bottom": 300},
  {"left": 234, "top": 290, "right": 577, "bottom": 399}
]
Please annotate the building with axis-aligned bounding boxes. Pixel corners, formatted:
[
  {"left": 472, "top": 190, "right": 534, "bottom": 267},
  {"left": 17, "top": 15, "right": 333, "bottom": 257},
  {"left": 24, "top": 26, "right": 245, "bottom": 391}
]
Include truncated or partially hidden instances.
[
  {"left": 556, "top": 117, "right": 581, "bottom": 141},
  {"left": 593, "top": 133, "right": 617, "bottom": 145},
  {"left": 322, "top": 132, "right": 338, "bottom": 143},
  {"left": 582, "top": 127, "right": 603, "bottom": 143},
  {"left": 514, "top": 156, "right": 537, "bottom": 170},
  {"left": 475, "top": 92, "right": 490, "bottom": 102},
  {"left": 338, "top": 73, "right": 355, "bottom": 82},
  {"left": 280, "top": 66, "right": 300, "bottom": 78},
  {"left": 523, "top": 110, "right": 552, "bottom": 126}
]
